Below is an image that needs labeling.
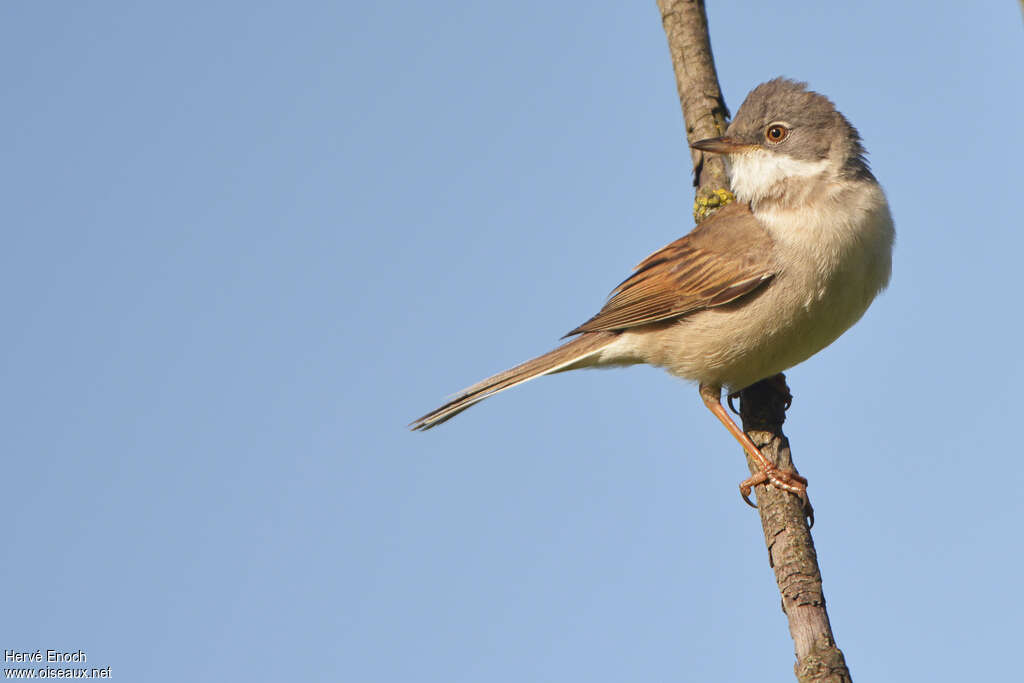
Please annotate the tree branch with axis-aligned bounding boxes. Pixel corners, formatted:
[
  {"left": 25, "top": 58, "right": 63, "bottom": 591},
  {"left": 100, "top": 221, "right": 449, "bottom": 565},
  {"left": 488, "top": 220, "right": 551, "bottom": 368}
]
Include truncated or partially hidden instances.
[
  {"left": 656, "top": 0, "right": 729, "bottom": 214},
  {"left": 655, "top": 2, "right": 851, "bottom": 680},
  {"left": 738, "top": 378, "right": 850, "bottom": 682}
]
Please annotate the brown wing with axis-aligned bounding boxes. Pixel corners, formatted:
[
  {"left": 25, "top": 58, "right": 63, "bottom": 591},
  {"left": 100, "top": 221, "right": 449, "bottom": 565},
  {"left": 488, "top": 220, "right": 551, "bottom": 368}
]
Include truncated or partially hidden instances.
[{"left": 567, "top": 202, "right": 777, "bottom": 335}]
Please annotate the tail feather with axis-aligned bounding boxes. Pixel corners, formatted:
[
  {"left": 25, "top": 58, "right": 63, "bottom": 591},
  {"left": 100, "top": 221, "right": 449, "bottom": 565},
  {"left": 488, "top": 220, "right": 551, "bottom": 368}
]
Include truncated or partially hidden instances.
[{"left": 410, "top": 332, "right": 617, "bottom": 430}]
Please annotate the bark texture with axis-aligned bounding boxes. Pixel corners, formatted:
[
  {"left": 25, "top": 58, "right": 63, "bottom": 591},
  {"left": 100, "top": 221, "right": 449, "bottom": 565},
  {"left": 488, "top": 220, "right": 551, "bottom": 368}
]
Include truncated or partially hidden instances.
[{"left": 655, "top": 2, "right": 851, "bottom": 680}]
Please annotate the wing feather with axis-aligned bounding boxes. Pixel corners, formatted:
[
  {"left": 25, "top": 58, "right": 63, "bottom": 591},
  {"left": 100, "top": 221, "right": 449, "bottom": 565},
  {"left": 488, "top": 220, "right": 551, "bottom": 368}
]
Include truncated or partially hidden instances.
[{"left": 566, "top": 202, "right": 776, "bottom": 335}]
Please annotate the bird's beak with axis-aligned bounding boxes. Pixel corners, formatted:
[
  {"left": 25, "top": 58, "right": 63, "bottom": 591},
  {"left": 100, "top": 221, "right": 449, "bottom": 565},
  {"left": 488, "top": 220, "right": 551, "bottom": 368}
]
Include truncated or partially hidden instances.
[{"left": 690, "top": 136, "right": 754, "bottom": 155}]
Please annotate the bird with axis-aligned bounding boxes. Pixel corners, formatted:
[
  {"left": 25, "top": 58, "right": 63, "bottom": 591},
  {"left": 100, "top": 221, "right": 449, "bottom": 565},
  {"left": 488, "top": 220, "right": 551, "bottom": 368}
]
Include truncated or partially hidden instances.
[{"left": 410, "top": 78, "right": 894, "bottom": 505}]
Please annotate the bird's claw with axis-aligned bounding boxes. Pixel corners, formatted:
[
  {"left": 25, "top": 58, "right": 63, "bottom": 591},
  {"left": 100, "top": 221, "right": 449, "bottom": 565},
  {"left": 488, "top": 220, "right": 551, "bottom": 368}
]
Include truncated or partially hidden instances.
[
  {"left": 740, "top": 483, "right": 757, "bottom": 508},
  {"left": 799, "top": 493, "right": 814, "bottom": 528},
  {"left": 767, "top": 374, "right": 793, "bottom": 411}
]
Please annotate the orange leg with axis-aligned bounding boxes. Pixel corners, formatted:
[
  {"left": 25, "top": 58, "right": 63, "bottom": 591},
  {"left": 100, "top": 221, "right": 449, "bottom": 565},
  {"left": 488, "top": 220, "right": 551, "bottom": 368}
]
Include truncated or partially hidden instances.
[{"left": 699, "top": 383, "right": 808, "bottom": 508}]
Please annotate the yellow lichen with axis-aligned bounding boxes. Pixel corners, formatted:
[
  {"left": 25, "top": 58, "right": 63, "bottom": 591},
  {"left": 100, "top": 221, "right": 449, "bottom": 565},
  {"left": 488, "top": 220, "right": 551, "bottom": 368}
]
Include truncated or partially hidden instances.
[{"left": 692, "top": 188, "right": 735, "bottom": 222}]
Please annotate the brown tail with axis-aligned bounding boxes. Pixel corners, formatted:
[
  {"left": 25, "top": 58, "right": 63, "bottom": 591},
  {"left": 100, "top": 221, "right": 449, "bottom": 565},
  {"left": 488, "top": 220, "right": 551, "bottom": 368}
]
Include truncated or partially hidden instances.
[{"left": 410, "top": 332, "right": 618, "bottom": 431}]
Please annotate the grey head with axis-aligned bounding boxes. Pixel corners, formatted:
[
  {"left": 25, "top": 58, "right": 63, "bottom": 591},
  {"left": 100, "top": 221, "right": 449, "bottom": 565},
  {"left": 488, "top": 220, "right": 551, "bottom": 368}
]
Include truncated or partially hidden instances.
[{"left": 692, "top": 79, "right": 873, "bottom": 204}]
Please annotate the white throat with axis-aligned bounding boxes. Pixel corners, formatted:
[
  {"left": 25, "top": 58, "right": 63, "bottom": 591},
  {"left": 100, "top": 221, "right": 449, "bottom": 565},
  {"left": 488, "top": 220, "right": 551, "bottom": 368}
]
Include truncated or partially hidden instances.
[{"left": 728, "top": 149, "right": 832, "bottom": 208}]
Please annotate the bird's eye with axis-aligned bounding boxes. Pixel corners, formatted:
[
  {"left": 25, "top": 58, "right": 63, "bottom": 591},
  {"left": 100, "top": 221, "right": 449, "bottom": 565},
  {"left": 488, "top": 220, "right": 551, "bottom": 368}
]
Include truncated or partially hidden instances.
[{"left": 765, "top": 124, "right": 789, "bottom": 143}]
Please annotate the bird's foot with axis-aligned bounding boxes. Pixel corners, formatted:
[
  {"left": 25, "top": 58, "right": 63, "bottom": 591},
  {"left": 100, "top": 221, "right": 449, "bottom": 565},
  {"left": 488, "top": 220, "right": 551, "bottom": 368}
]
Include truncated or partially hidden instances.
[
  {"left": 739, "top": 466, "right": 813, "bottom": 525},
  {"left": 698, "top": 382, "right": 811, "bottom": 525}
]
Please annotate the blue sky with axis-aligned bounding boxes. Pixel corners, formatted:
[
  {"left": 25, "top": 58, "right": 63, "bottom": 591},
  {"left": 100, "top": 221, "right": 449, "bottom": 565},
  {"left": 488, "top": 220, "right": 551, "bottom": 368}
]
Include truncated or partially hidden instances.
[{"left": 2, "top": 2, "right": 1022, "bottom": 681}]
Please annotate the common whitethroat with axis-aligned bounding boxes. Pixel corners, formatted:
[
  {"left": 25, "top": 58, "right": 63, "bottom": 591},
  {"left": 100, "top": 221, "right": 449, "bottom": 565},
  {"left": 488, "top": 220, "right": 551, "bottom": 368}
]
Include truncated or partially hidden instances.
[{"left": 411, "top": 78, "right": 894, "bottom": 507}]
